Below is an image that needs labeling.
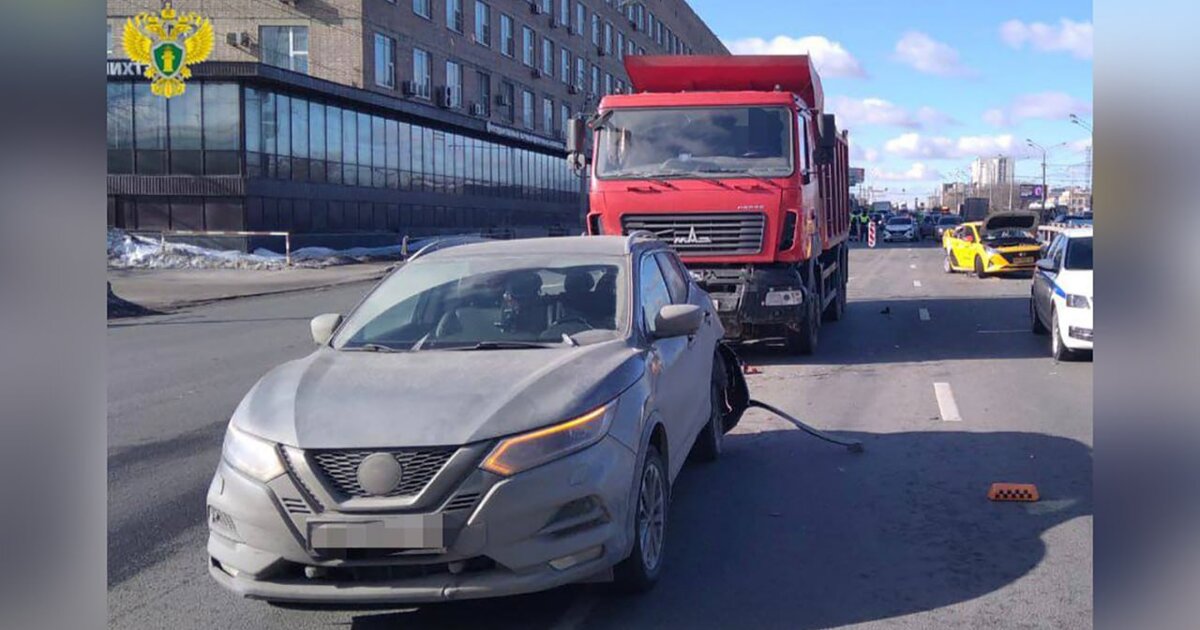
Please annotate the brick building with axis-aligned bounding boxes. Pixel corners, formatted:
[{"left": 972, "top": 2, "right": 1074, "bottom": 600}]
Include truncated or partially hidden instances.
[{"left": 106, "top": 0, "right": 727, "bottom": 248}]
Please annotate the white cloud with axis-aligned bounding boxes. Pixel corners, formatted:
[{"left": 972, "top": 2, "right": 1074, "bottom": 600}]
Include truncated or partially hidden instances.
[
  {"left": 831, "top": 96, "right": 956, "bottom": 130},
  {"left": 983, "top": 91, "right": 1093, "bottom": 126},
  {"left": 1000, "top": 19, "right": 1093, "bottom": 59},
  {"left": 870, "top": 162, "right": 942, "bottom": 182},
  {"left": 851, "top": 144, "right": 881, "bottom": 163},
  {"left": 893, "top": 31, "right": 974, "bottom": 77},
  {"left": 724, "top": 35, "right": 867, "bottom": 78},
  {"left": 883, "top": 132, "right": 1016, "bottom": 159}
]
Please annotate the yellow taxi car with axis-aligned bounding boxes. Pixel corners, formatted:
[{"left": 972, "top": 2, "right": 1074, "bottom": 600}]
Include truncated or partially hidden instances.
[{"left": 942, "top": 212, "right": 1042, "bottom": 278}]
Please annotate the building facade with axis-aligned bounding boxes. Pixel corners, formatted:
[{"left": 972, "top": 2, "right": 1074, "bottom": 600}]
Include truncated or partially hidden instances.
[
  {"left": 106, "top": 0, "right": 728, "bottom": 248},
  {"left": 970, "top": 156, "right": 1012, "bottom": 188}
]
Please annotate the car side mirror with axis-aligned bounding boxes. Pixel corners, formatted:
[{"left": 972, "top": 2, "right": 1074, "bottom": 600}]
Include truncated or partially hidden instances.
[
  {"left": 653, "top": 304, "right": 703, "bottom": 339},
  {"left": 310, "top": 313, "right": 343, "bottom": 345},
  {"left": 1035, "top": 258, "right": 1057, "bottom": 273}
]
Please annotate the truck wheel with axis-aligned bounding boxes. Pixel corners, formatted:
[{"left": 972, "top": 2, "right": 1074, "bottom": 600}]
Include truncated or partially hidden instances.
[
  {"left": 614, "top": 445, "right": 668, "bottom": 592},
  {"left": 822, "top": 258, "right": 845, "bottom": 322},
  {"left": 974, "top": 255, "right": 987, "bottom": 279},
  {"left": 787, "top": 288, "right": 819, "bottom": 355}
]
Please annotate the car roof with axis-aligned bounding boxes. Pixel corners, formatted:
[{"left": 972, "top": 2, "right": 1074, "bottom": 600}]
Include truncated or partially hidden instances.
[
  {"left": 1059, "top": 227, "right": 1093, "bottom": 238},
  {"left": 417, "top": 235, "right": 649, "bottom": 260}
]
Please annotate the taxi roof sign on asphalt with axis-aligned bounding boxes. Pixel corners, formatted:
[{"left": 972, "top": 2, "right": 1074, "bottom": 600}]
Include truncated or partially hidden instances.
[{"left": 988, "top": 483, "right": 1040, "bottom": 502}]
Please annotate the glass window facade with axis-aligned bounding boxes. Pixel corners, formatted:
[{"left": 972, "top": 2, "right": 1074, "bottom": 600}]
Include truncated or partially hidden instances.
[{"left": 108, "top": 82, "right": 242, "bottom": 176}]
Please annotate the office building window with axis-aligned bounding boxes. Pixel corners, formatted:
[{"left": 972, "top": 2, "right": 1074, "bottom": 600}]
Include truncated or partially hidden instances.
[
  {"left": 446, "top": 60, "right": 463, "bottom": 108},
  {"left": 501, "top": 80, "right": 515, "bottom": 123},
  {"left": 560, "top": 49, "right": 571, "bottom": 84},
  {"left": 413, "top": 0, "right": 430, "bottom": 19},
  {"left": 575, "top": 57, "right": 585, "bottom": 90},
  {"left": 575, "top": 3, "right": 585, "bottom": 36},
  {"left": 413, "top": 48, "right": 431, "bottom": 98},
  {"left": 591, "top": 65, "right": 599, "bottom": 95},
  {"left": 636, "top": 5, "right": 644, "bottom": 31},
  {"left": 542, "top": 96, "right": 553, "bottom": 133},
  {"left": 446, "top": 0, "right": 463, "bottom": 32},
  {"left": 627, "top": 39, "right": 635, "bottom": 57},
  {"left": 260, "top": 26, "right": 308, "bottom": 73},
  {"left": 476, "top": 71, "right": 491, "bottom": 115},
  {"left": 373, "top": 33, "right": 395, "bottom": 88},
  {"left": 656, "top": 22, "right": 663, "bottom": 45},
  {"left": 522, "top": 26, "right": 535, "bottom": 66},
  {"left": 616, "top": 32, "right": 623, "bottom": 60},
  {"left": 107, "top": 24, "right": 114, "bottom": 55},
  {"left": 558, "top": 0, "right": 569, "bottom": 26},
  {"left": 604, "top": 22, "right": 612, "bottom": 54},
  {"left": 560, "top": 104, "right": 570, "bottom": 137},
  {"left": 615, "top": 78, "right": 624, "bottom": 94},
  {"left": 500, "top": 14, "right": 514, "bottom": 56},
  {"left": 474, "top": 2, "right": 491, "bottom": 46},
  {"left": 540, "top": 0, "right": 552, "bottom": 15},
  {"left": 591, "top": 15, "right": 600, "bottom": 46},
  {"left": 648, "top": 13, "right": 655, "bottom": 38},
  {"left": 604, "top": 72, "right": 612, "bottom": 95},
  {"left": 521, "top": 89, "right": 534, "bottom": 129},
  {"left": 542, "top": 38, "right": 553, "bottom": 75}
]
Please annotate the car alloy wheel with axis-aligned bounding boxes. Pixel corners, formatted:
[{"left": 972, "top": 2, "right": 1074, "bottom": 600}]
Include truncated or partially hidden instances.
[
  {"left": 637, "top": 459, "right": 666, "bottom": 572},
  {"left": 944, "top": 251, "right": 954, "bottom": 273}
]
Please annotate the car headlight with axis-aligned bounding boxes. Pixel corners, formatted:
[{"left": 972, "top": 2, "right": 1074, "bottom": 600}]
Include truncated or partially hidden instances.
[
  {"left": 1065, "top": 294, "right": 1091, "bottom": 309},
  {"left": 481, "top": 403, "right": 615, "bottom": 476},
  {"left": 222, "top": 424, "right": 286, "bottom": 482},
  {"left": 983, "top": 246, "right": 999, "bottom": 256}
]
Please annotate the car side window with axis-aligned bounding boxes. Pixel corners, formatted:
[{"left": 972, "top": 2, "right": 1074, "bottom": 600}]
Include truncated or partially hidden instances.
[
  {"left": 1053, "top": 238, "right": 1068, "bottom": 268},
  {"left": 639, "top": 255, "right": 673, "bottom": 336},
  {"left": 654, "top": 252, "right": 689, "bottom": 304}
]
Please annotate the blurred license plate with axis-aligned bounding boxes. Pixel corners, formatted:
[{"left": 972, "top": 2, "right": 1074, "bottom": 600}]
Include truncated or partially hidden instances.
[{"left": 309, "top": 515, "right": 444, "bottom": 550}]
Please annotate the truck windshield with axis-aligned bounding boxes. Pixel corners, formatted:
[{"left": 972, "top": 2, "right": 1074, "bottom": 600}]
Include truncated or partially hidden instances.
[{"left": 595, "top": 106, "right": 793, "bottom": 179}]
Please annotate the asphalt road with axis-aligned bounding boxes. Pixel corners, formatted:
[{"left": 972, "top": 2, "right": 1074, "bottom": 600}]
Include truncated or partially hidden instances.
[{"left": 108, "top": 241, "right": 1093, "bottom": 629}]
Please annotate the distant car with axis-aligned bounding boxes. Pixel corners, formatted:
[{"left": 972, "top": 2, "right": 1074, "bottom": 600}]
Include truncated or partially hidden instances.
[
  {"left": 1031, "top": 227, "right": 1093, "bottom": 360},
  {"left": 882, "top": 215, "right": 918, "bottom": 242},
  {"left": 206, "top": 235, "right": 747, "bottom": 605},
  {"left": 942, "top": 212, "right": 1041, "bottom": 277},
  {"left": 918, "top": 215, "right": 940, "bottom": 240},
  {"left": 932, "top": 215, "right": 962, "bottom": 240}
]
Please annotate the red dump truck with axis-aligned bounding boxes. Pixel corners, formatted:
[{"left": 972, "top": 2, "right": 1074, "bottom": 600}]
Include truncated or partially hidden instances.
[{"left": 566, "top": 55, "right": 851, "bottom": 354}]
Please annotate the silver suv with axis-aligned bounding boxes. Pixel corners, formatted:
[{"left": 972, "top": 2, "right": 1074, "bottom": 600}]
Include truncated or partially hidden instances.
[{"left": 206, "top": 235, "right": 746, "bottom": 606}]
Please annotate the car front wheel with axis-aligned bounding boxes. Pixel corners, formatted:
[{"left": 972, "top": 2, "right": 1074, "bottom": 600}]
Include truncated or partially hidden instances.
[
  {"left": 944, "top": 251, "right": 955, "bottom": 273},
  {"left": 1051, "top": 308, "right": 1074, "bottom": 361},
  {"left": 974, "top": 255, "right": 987, "bottom": 279},
  {"left": 614, "top": 445, "right": 668, "bottom": 592}
]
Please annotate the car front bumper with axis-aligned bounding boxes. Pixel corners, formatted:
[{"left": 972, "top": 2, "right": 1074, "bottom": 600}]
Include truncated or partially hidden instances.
[
  {"left": 1055, "top": 303, "right": 1094, "bottom": 351},
  {"left": 206, "top": 435, "right": 637, "bottom": 605}
]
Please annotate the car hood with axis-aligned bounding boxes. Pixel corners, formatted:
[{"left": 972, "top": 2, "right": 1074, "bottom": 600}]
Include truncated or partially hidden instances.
[
  {"left": 1055, "top": 269, "right": 1093, "bottom": 298},
  {"left": 885, "top": 223, "right": 914, "bottom": 230},
  {"left": 983, "top": 211, "right": 1038, "bottom": 233},
  {"left": 230, "top": 340, "right": 645, "bottom": 449}
]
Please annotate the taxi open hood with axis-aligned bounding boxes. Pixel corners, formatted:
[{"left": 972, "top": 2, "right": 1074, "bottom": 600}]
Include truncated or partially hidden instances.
[{"left": 982, "top": 212, "right": 1038, "bottom": 234}]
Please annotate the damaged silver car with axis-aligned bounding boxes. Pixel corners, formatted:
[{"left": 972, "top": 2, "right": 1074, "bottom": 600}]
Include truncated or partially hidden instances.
[{"left": 206, "top": 234, "right": 747, "bottom": 606}]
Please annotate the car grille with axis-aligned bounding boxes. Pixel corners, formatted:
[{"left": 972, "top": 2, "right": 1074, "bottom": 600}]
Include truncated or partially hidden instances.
[
  {"left": 621, "top": 213, "right": 765, "bottom": 257},
  {"left": 1003, "top": 252, "right": 1038, "bottom": 264},
  {"left": 309, "top": 449, "right": 455, "bottom": 499}
]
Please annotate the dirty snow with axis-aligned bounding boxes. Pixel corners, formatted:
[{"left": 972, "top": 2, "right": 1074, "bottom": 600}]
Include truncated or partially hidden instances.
[{"left": 107, "top": 229, "right": 439, "bottom": 270}]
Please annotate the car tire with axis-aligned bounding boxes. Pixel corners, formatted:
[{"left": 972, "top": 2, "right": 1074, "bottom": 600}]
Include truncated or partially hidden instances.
[
  {"left": 614, "top": 445, "right": 669, "bottom": 593},
  {"left": 1031, "top": 295, "right": 1048, "bottom": 335},
  {"left": 1051, "top": 308, "right": 1074, "bottom": 361},
  {"left": 974, "top": 255, "right": 987, "bottom": 279},
  {"left": 944, "top": 251, "right": 955, "bottom": 273},
  {"left": 693, "top": 356, "right": 727, "bottom": 463}
]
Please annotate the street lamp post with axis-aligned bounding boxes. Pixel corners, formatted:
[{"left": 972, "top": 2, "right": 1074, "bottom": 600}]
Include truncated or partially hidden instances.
[{"left": 1026, "top": 139, "right": 1048, "bottom": 214}]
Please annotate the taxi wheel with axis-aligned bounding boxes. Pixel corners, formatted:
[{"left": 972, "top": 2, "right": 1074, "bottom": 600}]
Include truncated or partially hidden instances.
[
  {"left": 943, "top": 251, "right": 955, "bottom": 273},
  {"left": 974, "top": 256, "right": 987, "bottom": 279}
]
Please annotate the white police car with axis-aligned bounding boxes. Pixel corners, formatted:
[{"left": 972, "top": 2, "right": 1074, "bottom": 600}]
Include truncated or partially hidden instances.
[{"left": 1030, "top": 227, "right": 1093, "bottom": 360}]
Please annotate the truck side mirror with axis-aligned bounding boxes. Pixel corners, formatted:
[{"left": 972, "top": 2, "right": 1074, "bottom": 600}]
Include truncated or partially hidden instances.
[
  {"left": 814, "top": 113, "right": 838, "bottom": 164},
  {"left": 566, "top": 117, "right": 587, "bottom": 155}
]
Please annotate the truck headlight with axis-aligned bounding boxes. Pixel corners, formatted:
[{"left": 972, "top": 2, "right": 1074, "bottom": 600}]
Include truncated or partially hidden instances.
[
  {"left": 222, "top": 425, "right": 286, "bottom": 482},
  {"left": 1065, "top": 294, "right": 1091, "bottom": 309},
  {"left": 481, "top": 403, "right": 615, "bottom": 476},
  {"left": 763, "top": 289, "right": 804, "bottom": 306}
]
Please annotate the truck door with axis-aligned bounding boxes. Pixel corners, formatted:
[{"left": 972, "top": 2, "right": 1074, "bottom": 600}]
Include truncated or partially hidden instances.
[{"left": 797, "top": 111, "right": 817, "bottom": 253}]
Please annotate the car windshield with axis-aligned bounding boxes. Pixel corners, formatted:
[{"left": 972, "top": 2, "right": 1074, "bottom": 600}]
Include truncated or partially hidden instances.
[
  {"left": 595, "top": 106, "right": 793, "bottom": 179},
  {"left": 1065, "top": 236, "right": 1093, "bottom": 270},
  {"left": 887, "top": 217, "right": 912, "bottom": 225},
  {"left": 332, "top": 255, "right": 628, "bottom": 350}
]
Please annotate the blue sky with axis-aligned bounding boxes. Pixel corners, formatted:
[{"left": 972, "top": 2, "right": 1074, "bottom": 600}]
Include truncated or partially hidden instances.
[{"left": 690, "top": 0, "right": 1093, "bottom": 203}]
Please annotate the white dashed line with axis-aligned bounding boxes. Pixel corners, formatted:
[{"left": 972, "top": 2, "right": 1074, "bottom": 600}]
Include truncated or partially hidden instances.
[
  {"left": 933, "top": 382, "right": 962, "bottom": 422},
  {"left": 912, "top": 280, "right": 922, "bottom": 288},
  {"left": 919, "top": 308, "right": 931, "bottom": 321}
]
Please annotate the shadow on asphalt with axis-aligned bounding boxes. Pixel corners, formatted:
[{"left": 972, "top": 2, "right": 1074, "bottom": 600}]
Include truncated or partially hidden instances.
[
  {"left": 732, "top": 296, "right": 1051, "bottom": 366},
  {"left": 340, "top": 429, "right": 1091, "bottom": 629}
]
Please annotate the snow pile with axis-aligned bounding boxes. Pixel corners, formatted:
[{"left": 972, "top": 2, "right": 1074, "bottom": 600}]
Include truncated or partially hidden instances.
[{"left": 107, "top": 229, "right": 417, "bottom": 270}]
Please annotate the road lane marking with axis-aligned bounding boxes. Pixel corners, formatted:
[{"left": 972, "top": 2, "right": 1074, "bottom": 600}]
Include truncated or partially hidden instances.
[
  {"left": 910, "top": 264, "right": 917, "bottom": 269},
  {"left": 919, "top": 308, "right": 931, "bottom": 321},
  {"left": 913, "top": 280, "right": 922, "bottom": 288},
  {"left": 933, "top": 382, "right": 962, "bottom": 422}
]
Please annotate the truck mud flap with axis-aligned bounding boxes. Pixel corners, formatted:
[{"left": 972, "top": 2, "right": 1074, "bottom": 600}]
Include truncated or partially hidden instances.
[{"left": 717, "top": 342, "right": 750, "bottom": 432}]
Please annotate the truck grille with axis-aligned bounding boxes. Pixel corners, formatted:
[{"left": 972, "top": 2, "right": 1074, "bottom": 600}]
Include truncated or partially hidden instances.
[
  {"left": 309, "top": 449, "right": 455, "bottom": 499},
  {"left": 622, "top": 213, "right": 765, "bottom": 256}
]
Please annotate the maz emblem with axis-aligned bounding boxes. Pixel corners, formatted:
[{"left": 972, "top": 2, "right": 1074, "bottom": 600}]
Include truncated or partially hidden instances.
[{"left": 674, "top": 226, "right": 712, "bottom": 245}]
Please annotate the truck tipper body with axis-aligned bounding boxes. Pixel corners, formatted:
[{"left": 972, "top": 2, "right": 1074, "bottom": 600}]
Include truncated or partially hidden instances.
[{"left": 577, "top": 55, "right": 851, "bottom": 353}]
